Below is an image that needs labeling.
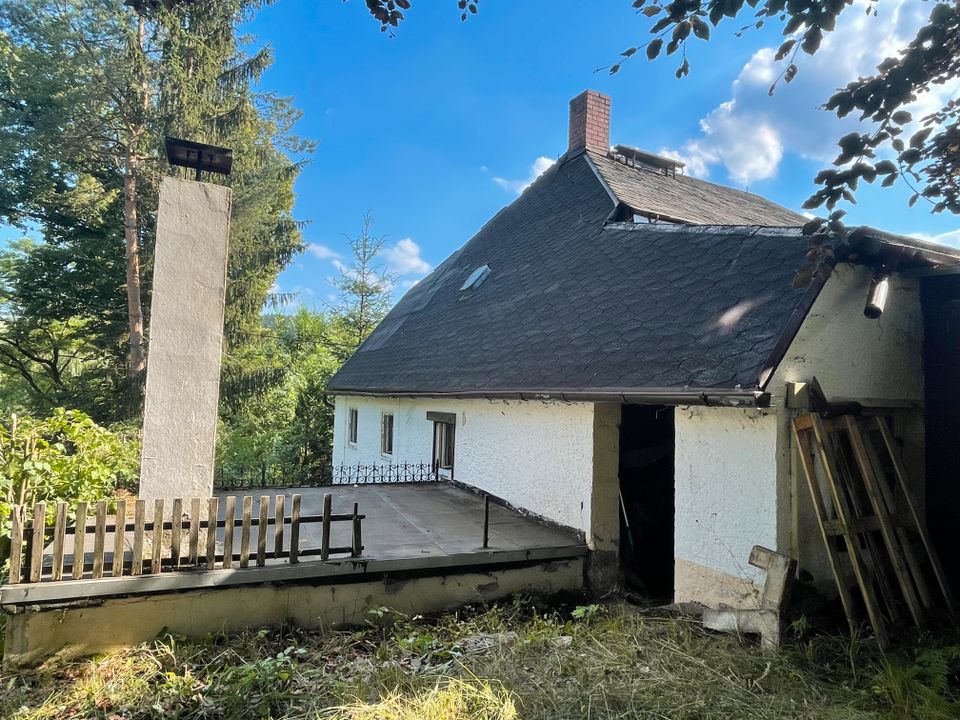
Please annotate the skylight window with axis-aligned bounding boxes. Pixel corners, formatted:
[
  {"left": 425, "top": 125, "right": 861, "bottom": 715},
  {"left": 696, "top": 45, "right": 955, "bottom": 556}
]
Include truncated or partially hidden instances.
[{"left": 460, "top": 264, "right": 491, "bottom": 292}]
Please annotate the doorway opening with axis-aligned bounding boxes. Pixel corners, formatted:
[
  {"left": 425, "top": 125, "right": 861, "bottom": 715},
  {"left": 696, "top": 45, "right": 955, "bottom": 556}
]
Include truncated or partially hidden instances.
[
  {"left": 922, "top": 274, "right": 960, "bottom": 594},
  {"left": 619, "top": 404, "right": 675, "bottom": 600}
]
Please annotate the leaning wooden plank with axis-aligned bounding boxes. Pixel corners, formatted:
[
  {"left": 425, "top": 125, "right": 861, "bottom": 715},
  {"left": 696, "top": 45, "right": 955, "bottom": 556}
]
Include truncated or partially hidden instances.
[
  {"left": 151, "top": 499, "right": 164, "bottom": 574},
  {"left": 188, "top": 497, "right": 201, "bottom": 565},
  {"left": 321, "top": 493, "right": 332, "bottom": 561},
  {"left": 223, "top": 495, "right": 236, "bottom": 569},
  {"left": 29, "top": 503, "right": 45, "bottom": 583},
  {"left": 809, "top": 414, "right": 889, "bottom": 648},
  {"left": 290, "top": 494, "right": 302, "bottom": 564},
  {"left": 92, "top": 501, "right": 107, "bottom": 580},
  {"left": 8, "top": 504, "right": 24, "bottom": 585},
  {"left": 206, "top": 497, "right": 219, "bottom": 570},
  {"left": 51, "top": 502, "right": 68, "bottom": 582},
  {"left": 71, "top": 502, "right": 88, "bottom": 580},
  {"left": 257, "top": 496, "right": 269, "bottom": 567},
  {"left": 131, "top": 500, "right": 146, "bottom": 576},
  {"left": 240, "top": 495, "right": 253, "bottom": 569},
  {"left": 845, "top": 416, "right": 925, "bottom": 630},
  {"left": 876, "top": 416, "right": 957, "bottom": 613},
  {"left": 112, "top": 500, "right": 127, "bottom": 577},
  {"left": 274, "top": 494, "right": 285, "bottom": 558},
  {"left": 792, "top": 420, "right": 858, "bottom": 630},
  {"left": 861, "top": 423, "right": 934, "bottom": 611},
  {"left": 171, "top": 498, "right": 183, "bottom": 569}
]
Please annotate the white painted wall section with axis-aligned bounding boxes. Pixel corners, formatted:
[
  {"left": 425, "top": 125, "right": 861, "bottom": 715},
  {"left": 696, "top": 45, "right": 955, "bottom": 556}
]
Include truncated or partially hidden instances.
[
  {"left": 770, "top": 263, "right": 924, "bottom": 404},
  {"left": 674, "top": 406, "right": 779, "bottom": 608},
  {"left": 333, "top": 396, "right": 595, "bottom": 534}
]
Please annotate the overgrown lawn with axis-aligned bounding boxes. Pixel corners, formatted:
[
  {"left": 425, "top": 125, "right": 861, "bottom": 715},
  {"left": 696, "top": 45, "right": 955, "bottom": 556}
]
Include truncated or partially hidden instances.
[{"left": 3, "top": 597, "right": 959, "bottom": 719}]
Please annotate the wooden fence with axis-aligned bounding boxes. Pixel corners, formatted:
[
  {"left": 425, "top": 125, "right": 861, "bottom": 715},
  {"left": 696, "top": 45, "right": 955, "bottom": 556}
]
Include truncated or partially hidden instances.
[{"left": 6, "top": 493, "right": 364, "bottom": 586}]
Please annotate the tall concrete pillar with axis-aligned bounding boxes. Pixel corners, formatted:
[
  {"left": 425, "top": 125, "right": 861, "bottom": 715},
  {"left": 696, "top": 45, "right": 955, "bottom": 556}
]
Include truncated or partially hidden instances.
[{"left": 139, "top": 177, "right": 232, "bottom": 501}]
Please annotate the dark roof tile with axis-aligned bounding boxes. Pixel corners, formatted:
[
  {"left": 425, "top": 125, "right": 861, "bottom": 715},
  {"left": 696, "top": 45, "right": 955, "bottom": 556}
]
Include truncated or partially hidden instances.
[{"left": 327, "top": 153, "right": 811, "bottom": 394}]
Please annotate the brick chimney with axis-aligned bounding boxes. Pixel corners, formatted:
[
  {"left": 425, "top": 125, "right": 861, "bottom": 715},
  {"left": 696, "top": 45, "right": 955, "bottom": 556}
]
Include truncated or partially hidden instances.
[{"left": 568, "top": 89, "right": 611, "bottom": 154}]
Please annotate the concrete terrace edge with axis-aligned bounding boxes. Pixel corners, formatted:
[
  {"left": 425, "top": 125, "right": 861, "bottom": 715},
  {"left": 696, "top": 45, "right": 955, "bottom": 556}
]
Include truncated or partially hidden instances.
[
  {"left": 3, "top": 557, "right": 586, "bottom": 670},
  {"left": 0, "top": 545, "right": 587, "bottom": 607}
]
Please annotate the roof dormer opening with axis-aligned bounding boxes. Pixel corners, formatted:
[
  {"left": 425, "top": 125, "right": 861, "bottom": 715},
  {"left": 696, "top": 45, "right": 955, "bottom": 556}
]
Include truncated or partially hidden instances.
[{"left": 459, "top": 264, "right": 491, "bottom": 295}]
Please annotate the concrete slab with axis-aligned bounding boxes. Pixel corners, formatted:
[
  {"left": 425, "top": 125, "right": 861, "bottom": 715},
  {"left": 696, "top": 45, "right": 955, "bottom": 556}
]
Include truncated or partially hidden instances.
[{"left": 3, "top": 483, "right": 586, "bottom": 605}]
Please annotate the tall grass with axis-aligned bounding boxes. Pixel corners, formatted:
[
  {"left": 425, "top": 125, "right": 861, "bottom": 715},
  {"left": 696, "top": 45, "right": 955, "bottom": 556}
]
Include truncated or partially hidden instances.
[{"left": 2, "top": 597, "right": 959, "bottom": 719}]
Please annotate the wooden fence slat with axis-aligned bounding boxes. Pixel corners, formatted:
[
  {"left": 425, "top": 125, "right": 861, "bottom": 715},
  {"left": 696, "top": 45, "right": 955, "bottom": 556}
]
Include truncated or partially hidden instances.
[
  {"left": 92, "top": 501, "right": 107, "bottom": 580},
  {"left": 51, "top": 502, "right": 68, "bottom": 581},
  {"left": 188, "top": 498, "right": 201, "bottom": 565},
  {"left": 320, "top": 493, "right": 331, "bottom": 561},
  {"left": 112, "top": 500, "right": 127, "bottom": 577},
  {"left": 240, "top": 495, "right": 253, "bottom": 568},
  {"left": 131, "top": 500, "right": 146, "bottom": 576},
  {"left": 30, "top": 503, "right": 47, "bottom": 582},
  {"left": 290, "top": 494, "right": 301, "bottom": 564},
  {"left": 223, "top": 495, "right": 236, "bottom": 569},
  {"left": 257, "top": 496, "right": 269, "bottom": 567},
  {"left": 151, "top": 499, "right": 164, "bottom": 574},
  {"left": 9, "top": 504, "right": 24, "bottom": 585},
  {"left": 274, "top": 494, "right": 285, "bottom": 559},
  {"left": 206, "top": 497, "right": 219, "bottom": 570},
  {"left": 71, "top": 502, "right": 88, "bottom": 580},
  {"left": 30, "top": 502, "right": 45, "bottom": 583},
  {"left": 171, "top": 498, "right": 183, "bottom": 569}
]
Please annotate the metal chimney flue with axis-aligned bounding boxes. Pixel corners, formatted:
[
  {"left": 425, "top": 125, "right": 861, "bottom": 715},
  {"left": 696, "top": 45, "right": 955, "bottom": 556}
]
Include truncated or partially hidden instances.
[{"left": 864, "top": 272, "right": 890, "bottom": 319}]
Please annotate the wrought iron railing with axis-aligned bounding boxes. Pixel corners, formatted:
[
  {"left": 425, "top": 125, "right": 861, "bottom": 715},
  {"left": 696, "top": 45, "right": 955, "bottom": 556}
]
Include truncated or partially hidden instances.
[
  {"left": 332, "top": 462, "right": 440, "bottom": 485},
  {"left": 215, "top": 462, "right": 332, "bottom": 491}
]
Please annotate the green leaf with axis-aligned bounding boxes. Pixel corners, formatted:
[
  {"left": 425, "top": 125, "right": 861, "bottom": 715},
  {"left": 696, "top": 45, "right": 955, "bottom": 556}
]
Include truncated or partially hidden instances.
[
  {"left": 891, "top": 110, "right": 912, "bottom": 125},
  {"left": 691, "top": 16, "right": 710, "bottom": 39},
  {"left": 775, "top": 39, "right": 796, "bottom": 60},
  {"left": 647, "top": 38, "right": 663, "bottom": 59},
  {"left": 642, "top": 5, "right": 662, "bottom": 16}
]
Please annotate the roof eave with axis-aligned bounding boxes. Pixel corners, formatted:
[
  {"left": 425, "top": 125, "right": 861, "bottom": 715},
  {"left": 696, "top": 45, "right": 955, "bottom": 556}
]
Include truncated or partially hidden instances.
[{"left": 325, "top": 387, "right": 771, "bottom": 408}]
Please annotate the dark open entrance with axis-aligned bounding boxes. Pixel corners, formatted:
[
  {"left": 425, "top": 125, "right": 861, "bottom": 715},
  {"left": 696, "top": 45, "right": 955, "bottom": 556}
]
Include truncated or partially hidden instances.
[
  {"left": 618, "top": 404, "right": 674, "bottom": 599},
  {"left": 921, "top": 274, "right": 960, "bottom": 594}
]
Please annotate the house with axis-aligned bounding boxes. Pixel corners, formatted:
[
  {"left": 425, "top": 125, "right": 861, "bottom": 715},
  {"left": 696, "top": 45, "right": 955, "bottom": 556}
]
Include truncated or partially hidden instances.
[{"left": 327, "top": 90, "right": 960, "bottom": 609}]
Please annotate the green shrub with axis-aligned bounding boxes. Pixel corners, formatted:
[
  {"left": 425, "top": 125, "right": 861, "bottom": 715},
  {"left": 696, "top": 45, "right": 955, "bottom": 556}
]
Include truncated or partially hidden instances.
[{"left": 0, "top": 408, "right": 139, "bottom": 564}]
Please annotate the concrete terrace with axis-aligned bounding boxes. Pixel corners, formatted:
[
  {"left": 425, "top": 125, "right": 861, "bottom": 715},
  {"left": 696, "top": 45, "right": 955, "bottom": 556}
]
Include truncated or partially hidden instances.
[{"left": 1, "top": 482, "right": 586, "bottom": 605}]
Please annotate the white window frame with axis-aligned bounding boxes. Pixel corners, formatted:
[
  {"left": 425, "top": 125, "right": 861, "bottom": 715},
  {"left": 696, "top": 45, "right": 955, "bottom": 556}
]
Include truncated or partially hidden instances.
[
  {"left": 380, "top": 412, "right": 394, "bottom": 456},
  {"left": 347, "top": 407, "right": 358, "bottom": 445}
]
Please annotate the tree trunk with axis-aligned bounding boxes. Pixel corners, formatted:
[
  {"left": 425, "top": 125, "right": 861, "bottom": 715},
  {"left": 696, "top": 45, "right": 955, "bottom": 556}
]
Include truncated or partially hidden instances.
[{"left": 123, "top": 148, "right": 146, "bottom": 380}]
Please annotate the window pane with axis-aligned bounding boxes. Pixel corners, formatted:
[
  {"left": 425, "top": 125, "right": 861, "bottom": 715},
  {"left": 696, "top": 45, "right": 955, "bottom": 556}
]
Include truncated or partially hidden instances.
[{"left": 382, "top": 413, "right": 394, "bottom": 454}]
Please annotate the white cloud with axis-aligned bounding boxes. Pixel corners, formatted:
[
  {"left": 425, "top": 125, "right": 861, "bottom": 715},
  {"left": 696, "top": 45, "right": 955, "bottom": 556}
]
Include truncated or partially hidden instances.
[
  {"left": 664, "top": 0, "right": 957, "bottom": 184},
  {"left": 493, "top": 156, "right": 555, "bottom": 194},
  {"left": 383, "top": 238, "right": 432, "bottom": 276},
  {"left": 911, "top": 229, "right": 960, "bottom": 248},
  {"left": 307, "top": 243, "right": 342, "bottom": 260}
]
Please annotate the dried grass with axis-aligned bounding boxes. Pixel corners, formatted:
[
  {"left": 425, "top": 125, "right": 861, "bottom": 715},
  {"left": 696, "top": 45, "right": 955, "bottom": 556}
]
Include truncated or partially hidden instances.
[{"left": 2, "top": 596, "right": 958, "bottom": 720}]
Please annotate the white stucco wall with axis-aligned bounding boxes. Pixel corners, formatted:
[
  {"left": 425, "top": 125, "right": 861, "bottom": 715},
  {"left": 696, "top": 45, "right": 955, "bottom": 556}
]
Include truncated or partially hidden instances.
[
  {"left": 333, "top": 396, "right": 595, "bottom": 535},
  {"left": 674, "top": 406, "right": 779, "bottom": 607},
  {"left": 771, "top": 263, "right": 924, "bottom": 404}
]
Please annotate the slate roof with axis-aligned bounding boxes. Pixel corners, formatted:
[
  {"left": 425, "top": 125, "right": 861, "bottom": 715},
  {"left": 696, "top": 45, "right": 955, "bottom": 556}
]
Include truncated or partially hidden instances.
[
  {"left": 588, "top": 151, "right": 809, "bottom": 226},
  {"left": 327, "top": 150, "right": 815, "bottom": 396}
]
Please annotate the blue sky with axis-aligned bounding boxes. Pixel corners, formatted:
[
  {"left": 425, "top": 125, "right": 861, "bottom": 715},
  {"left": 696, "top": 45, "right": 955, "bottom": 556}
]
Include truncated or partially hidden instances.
[{"left": 248, "top": 0, "right": 957, "bottom": 309}]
